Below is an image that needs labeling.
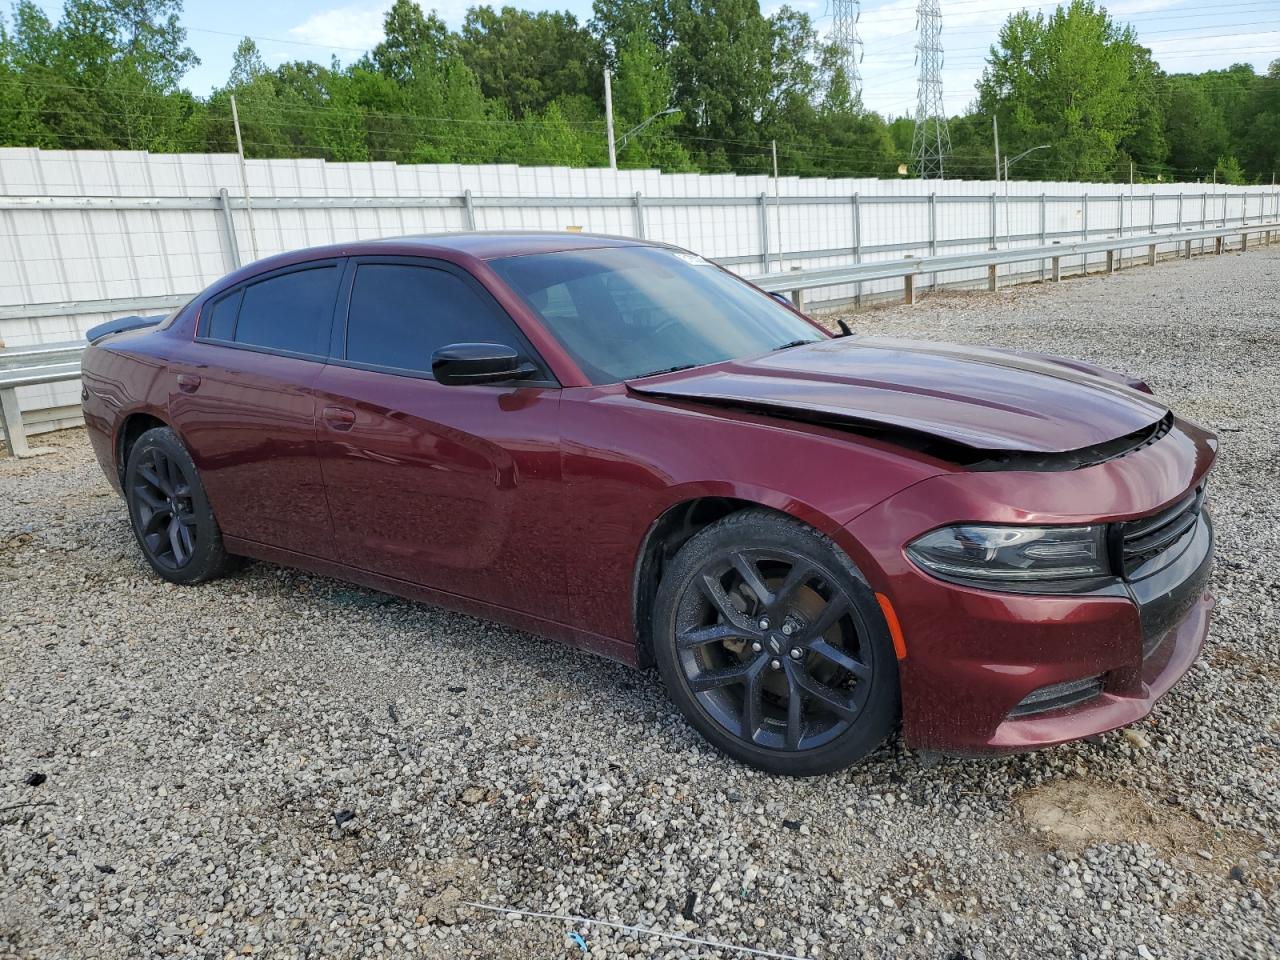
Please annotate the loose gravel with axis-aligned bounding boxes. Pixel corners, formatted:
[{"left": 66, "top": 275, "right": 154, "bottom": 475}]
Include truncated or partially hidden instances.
[{"left": 2, "top": 245, "right": 1278, "bottom": 960}]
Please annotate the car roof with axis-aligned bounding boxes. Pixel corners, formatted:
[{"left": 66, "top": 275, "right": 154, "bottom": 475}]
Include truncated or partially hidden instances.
[
  {"left": 376, "top": 231, "right": 662, "bottom": 260},
  {"left": 209, "top": 232, "right": 675, "bottom": 296}
]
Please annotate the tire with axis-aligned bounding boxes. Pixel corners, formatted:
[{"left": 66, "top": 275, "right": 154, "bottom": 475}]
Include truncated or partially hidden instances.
[
  {"left": 653, "top": 509, "right": 900, "bottom": 776},
  {"left": 123, "top": 426, "right": 236, "bottom": 585}
]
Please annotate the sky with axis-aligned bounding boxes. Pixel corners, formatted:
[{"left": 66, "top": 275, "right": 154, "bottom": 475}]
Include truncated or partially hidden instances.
[{"left": 32, "top": 0, "right": 1280, "bottom": 118}]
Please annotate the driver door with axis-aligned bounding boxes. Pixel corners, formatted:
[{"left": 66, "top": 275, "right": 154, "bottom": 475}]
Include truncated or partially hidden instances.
[{"left": 313, "top": 257, "right": 565, "bottom": 620}]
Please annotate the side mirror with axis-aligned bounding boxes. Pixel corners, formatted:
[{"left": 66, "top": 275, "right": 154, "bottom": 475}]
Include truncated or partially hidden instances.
[
  {"left": 431, "top": 342, "right": 536, "bottom": 386},
  {"left": 767, "top": 292, "right": 794, "bottom": 307}
]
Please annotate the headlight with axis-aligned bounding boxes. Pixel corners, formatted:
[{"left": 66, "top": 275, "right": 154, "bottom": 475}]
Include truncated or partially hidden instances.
[{"left": 907, "top": 524, "right": 1109, "bottom": 584}]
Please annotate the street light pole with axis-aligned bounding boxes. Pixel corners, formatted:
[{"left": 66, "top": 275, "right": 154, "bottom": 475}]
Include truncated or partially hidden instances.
[
  {"left": 604, "top": 68, "right": 617, "bottom": 170},
  {"left": 616, "top": 108, "right": 680, "bottom": 153},
  {"left": 1001, "top": 144, "right": 1050, "bottom": 248}
]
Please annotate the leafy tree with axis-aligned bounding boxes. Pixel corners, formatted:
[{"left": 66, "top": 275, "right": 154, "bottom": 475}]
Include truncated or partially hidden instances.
[
  {"left": 610, "top": 31, "right": 691, "bottom": 169},
  {"left": 459, "top": 7, "right": 601, "bottom": 119},
  {"left": 3, "top": 0, "right": 1278, "bottom": 181},
  {"left": 367, "top": 0, "right": 452, "bottom": 84},
  {"left": 977, "top": 0, "right": 1163, "bottom": 181},
  {"left": 1214, "top": 155, "right": 1245, "bottom": 185}
]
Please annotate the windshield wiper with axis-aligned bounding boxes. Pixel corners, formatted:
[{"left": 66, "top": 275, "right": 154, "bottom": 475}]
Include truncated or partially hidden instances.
[
  {"left": 633, "top": 363, "right": 700, "bottom": 379},
  {"left": 774, "top": 339, "right": 815, "bottom": 351}
]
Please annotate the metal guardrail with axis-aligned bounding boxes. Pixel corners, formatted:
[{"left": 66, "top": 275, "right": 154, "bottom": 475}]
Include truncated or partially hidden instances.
[
  {"left": 1, "top": 219, "right": 1277, "bottom": 458},
  {"left": 748, "top": 221, "right": 1280, "bottom": 306},
  {"left": 0, "top": 341, "right": 85, "bottom": 457}
]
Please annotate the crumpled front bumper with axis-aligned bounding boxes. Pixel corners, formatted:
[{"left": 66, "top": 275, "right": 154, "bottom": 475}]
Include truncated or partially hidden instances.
[{"left": 838, "top": 414, "right": 1217, "bottom": 754}]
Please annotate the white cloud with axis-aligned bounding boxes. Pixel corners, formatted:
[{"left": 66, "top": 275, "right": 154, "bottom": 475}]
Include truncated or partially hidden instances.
[{"left": 289, "top": 2, "right": 395, "bottom": 52}]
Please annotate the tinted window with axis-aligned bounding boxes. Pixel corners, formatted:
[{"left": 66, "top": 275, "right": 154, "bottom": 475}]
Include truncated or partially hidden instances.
[
  {"left": 345, "top": 264, "right": 523, "bottom": 373},
  {"left": 489, "top": 246, "right": 823, "bottom": 384},
  {"left": 234, "top": 266, "right": 339, "bottom": 356},
  {"left": 204, "top": 291, "right": 240, "bottom": 340}
]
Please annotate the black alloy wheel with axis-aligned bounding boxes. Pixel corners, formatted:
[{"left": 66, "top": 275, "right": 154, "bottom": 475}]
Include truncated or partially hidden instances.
[
  {"left": 653, "top": 510, "right": 899, "bottom": 775},
  {"left": 131, "top": 443, "right": 197, "bottom": 570},
  {"left": 124, "top": 426, "right": 236, "bottom": 584}
]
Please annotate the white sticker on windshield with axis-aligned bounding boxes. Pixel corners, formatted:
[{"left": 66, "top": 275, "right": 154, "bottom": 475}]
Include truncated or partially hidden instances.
[{"left": 673, "top": 252, "right": 712, "bottom": 266}]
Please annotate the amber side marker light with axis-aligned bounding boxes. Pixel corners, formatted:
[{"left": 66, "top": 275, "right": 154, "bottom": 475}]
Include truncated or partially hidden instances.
[{"left": 875, "top": 593, "right": 907, "bottom": 660}]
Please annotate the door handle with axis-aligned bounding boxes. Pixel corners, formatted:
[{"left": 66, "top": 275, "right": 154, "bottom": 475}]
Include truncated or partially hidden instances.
[
  {"left": 321, "top": 405, "right": 356, "bottom": 431},
  {"left": 175, "top": 373, "right": 201, "bottom": 393}
]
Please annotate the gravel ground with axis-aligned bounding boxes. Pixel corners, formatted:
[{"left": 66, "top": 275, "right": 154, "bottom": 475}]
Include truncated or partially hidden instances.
[{"left": 2, "top": 246, "right": 1278, "bottom": 960}]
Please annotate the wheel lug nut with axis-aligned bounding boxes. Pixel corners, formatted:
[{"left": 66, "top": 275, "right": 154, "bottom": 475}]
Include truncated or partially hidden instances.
[
  {"left": 790, "top": 648, "right": 803, "bottom": 660},
  {"left": 770, "top": 659, "right": 782, "bottom": 670},
  {"left": 758, "top": 618, "right": 770, "bottom": 630},
  {"left": 781, "top": 623, "right": 794, "bottom": 636},
  {"left": 751, "top": 641, "right": 762, "bottom": 653}
]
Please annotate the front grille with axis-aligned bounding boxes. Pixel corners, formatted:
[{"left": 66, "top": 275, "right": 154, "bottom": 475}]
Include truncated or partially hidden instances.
[
  {"left": 1118, "top": 484, "right": 1206, "bottom": 575},
  {"left": 1009, "top": 676, "right": 1105, "bottom": 717}
]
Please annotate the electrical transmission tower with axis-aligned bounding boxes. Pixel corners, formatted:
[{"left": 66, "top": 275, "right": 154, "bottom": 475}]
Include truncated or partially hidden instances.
[
  {"left": 829, "top": 0, "right": 864, "bottom": 103},
  {"left": 911, "top": 0, "right": 950, "bottom": 179}
]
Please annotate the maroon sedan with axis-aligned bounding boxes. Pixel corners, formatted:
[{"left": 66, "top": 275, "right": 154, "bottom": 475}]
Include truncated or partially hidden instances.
[{"left": 81, "top": 233, "right": 1215, "bottom": 775}]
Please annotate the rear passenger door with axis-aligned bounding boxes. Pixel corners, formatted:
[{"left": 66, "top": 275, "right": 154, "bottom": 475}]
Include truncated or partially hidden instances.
[
  {"left": 313, "top": 257, "right": 564, "bottom": 618},
  {"left": 169, "top": 260, "right": 342, "bottom": 560}
]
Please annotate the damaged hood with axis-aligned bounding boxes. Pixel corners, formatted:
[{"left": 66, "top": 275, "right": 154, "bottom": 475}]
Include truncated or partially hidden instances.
[{"left": 626, "top": 336, "right": 1169, "bottom": 454}]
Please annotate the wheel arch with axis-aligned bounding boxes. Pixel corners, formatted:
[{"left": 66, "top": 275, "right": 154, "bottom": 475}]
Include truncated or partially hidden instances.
[
  {"left": 630, "top": 487, "right": 852, "bottom": 668},
  {"left": 115, "top": 410, "right": 171, "bottom": 484}
]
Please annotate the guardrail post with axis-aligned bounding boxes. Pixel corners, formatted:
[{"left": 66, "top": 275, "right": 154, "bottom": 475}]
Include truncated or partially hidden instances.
[
  {"left": 1214, "top": 236, "right": 1223, "bottom": 256},
  {"left": 904, "top": 271, "right": 916, "bottom": 305},
  {"left": 1184, "top": 239, "right": 1192, "bottom": 259},
  {"left": 1147, "top": 244, "right": 1156, "bottom": 267},
  {"left": 1105, "top": 249, "right": 1115, "bottom": 274},
  {"left": 0, "top": 387, "right": 47, "bottom": 458},
  {"left": 463, "top": 189, "right": 477, "bottom": 230},
  {"left": 987, "top": 263, "right": 998, "bottom": 292},
  {"left": 217, "top": 188, "right": 241, "bottom": 270},
  {"left": 1051, "top": 241, "right": 1061, "bottom": 282},
  {"left": 758, "top": 193, "right": 771, "bottom": 272},
  {"left": 790, "top": 266, "right": 805, "bottom": 312},
  {"left": 633, "top": 191, "right": 645, "bottom": 239},
  {"left": 852, "top": 193, "right": 863, "bottom": 308},
  {"left": 1241, "top": 231, "right": 1248, "bottom": 252}
]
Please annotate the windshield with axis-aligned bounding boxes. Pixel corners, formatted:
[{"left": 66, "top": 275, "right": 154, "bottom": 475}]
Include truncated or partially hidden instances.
[{"left": 489, "top": 245, "right": 825, "bottom": 384}]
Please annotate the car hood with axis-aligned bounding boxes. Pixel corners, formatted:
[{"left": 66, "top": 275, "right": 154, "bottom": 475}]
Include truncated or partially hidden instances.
[{"left": 625, "top": 336, "right": 1169, "bottom": 454}]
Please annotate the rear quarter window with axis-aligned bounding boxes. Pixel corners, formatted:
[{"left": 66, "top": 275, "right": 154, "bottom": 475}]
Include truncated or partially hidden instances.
[{"left": 230, "top": 266, "right": 340, "bottom": 356}]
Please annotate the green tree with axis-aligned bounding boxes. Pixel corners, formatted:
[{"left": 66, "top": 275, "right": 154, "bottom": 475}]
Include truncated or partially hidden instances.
[
  {"left": 610, "top": 30, "right": 691, "bottom": 170},
  {"left": 978, "top": 0, "right": 1164, "bottom": 181},
  {"left": 459, "top": 7, "right": 601, "bottom": 119},
  {"left": 367, "top": 0, "right": 452, "bottom": 84}
]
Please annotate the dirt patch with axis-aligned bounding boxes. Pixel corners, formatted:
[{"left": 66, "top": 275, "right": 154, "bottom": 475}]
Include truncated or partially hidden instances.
[{"left": 1015, "top": 779, "right": 1207, "bottom": 857}]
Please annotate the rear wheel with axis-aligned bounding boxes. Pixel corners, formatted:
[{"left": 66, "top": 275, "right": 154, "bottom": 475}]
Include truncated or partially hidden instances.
[
  {"left": 124, "top": 426, "right": 235, "bottom": 584},
  {"left": 653, "top": 510, "right": 899, "bottom": 775}
]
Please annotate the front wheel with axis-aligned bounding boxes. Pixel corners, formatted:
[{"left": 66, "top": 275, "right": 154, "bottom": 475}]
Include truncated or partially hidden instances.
[
  {"left": 124, "top": 426, "right": 236, "bottom": 585},
  {"left": 653, "top": 510, "right": 900, "bottom": 775}
]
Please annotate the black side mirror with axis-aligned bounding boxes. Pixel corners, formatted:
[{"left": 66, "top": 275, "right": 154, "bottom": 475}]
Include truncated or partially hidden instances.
[{"left": 431, "top": 342, "right": 536, "bottom": 386}]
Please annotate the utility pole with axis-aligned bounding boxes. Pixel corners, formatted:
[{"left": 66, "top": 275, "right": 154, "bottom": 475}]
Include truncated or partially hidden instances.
[
  {"left": 911, "top": 0, "right": 950, "bottom": 179},
  {"left": 229, "top": 94, "right": 259, "bottom": 261},
  {"left": 831, "top": 0, "right": 864, "bottom": 102},
  {"left": 604, "top": 68, "right": 617, "bottom": 170},
  {"left": 992, "top": 115, "right": 1000, "bottom": 185}
]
